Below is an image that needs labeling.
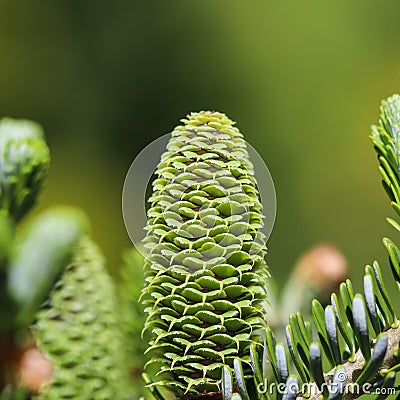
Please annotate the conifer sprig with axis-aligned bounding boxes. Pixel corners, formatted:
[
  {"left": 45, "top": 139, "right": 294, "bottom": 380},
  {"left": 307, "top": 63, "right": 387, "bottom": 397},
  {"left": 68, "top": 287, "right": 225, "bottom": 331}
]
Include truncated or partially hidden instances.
[{"left": 220, "top": 95, "right": 400, "bottom": 400}]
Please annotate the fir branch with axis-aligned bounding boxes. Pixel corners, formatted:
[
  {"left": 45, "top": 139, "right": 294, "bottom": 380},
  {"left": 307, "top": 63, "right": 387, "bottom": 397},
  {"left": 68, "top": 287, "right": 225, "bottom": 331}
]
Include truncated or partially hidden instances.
[{"left": 296, "top": 326, "right": 400, "bottom": 400}]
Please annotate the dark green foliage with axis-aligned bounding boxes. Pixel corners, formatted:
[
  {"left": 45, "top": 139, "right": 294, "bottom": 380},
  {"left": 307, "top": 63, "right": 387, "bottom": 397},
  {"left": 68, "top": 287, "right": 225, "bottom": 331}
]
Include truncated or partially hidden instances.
[
  {"left": 142, "top": 111, "right": 269, "bottom": 397},
  {"left": 309, "top": 343, "right": 326, "bottom": 397},
  {"left": 0, "top": 213, "right": 13, "bottom": 268},
  {"left": 0, "top": 387, "right": 30, "bottom": 400},
  {"left": 117, "top": 248, "right": 147, "bottom": 398}
]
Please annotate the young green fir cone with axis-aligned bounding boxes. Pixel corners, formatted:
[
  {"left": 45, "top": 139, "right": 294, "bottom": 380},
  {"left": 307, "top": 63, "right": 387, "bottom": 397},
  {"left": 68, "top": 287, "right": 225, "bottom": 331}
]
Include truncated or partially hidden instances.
[
  {"left": 142, "top": 111, "right": 270, "bottom": 397},
  {"left": 32, "top": 237, "right": 132, "bottom": 400},
  {"left": 0, "top": 118, "right": 50, "bottom": 222}
]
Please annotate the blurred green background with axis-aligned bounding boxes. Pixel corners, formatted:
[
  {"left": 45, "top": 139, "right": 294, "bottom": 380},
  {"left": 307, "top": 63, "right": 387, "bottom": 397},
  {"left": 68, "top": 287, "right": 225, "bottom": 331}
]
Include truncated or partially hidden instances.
[{"left": 0, "top": 0, "right": 399, "bottom": 291}]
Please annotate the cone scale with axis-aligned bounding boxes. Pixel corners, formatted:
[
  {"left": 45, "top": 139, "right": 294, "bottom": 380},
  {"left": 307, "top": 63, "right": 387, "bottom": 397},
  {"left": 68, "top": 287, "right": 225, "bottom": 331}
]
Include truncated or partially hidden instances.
[{"left": 142, "top": 111, "right": 270, "bottom": 397}]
